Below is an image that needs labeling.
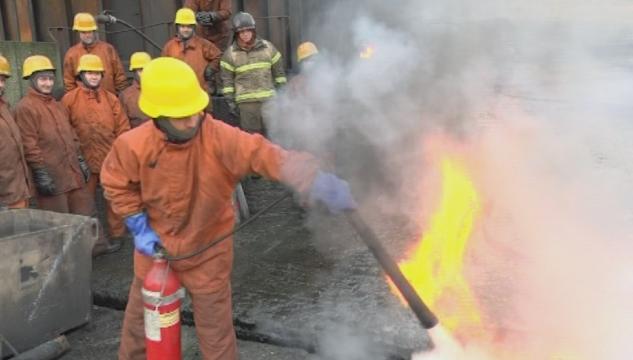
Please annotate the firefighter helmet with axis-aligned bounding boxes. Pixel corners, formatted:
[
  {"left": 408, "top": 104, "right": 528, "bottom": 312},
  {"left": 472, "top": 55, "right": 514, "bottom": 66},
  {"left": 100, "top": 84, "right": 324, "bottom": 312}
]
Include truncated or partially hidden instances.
[
  {"left": 174, "top": 8, "right": 197, "bottom": 25},
  {"left": 22, "top": 55, "right": 55, "bottom": 79},
  {"left": 232, "top": 12, "right": 256, "bottom": 32},
  {"left": 76, "top": 54, "right": 104, "bottom": 74},
  {"left": 0, "top": 55, "right": 11, "bottom": 77},
  {"left": 73, "top": 13, "right": 97, "bottom": 31},
  {"left": 129, "top": 52, "right": 152, "bottom": 71},
  {"left": 297, "top": 42, "right": 319, "bottom": 63},
  {"left": 139, "top": 57, "right": 209, "bottom": 119}
]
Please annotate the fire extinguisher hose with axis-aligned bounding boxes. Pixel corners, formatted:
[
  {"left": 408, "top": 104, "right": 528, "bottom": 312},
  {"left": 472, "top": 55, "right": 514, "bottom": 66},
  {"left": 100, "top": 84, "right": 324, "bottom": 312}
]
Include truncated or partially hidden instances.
[
  {"left": 159, "top": 187, "right": 439, "bottom": 330},
  {"left": 162, "top": 192, "right": 291, "bottom": 261},
  {"left": 345, "top": 211, "right": 439, "bottom": 329}
]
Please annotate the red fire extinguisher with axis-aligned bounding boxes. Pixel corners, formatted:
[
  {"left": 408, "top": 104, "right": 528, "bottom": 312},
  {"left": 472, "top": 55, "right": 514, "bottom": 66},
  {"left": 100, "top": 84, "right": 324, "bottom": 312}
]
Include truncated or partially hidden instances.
[{"left": 142, "top": 255, "right": 185, "bottom": 359}]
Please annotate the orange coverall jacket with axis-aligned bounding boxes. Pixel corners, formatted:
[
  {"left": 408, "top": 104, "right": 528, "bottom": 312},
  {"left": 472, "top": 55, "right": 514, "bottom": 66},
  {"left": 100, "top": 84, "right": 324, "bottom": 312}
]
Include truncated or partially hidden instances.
[
  {"left": 14, "top": 88, "right": 84, "bottom": 195},
  {"left": 100, "top": 115, "right": 319, "bottom": 294},
  {"left": 184, "top": 0, "right": 232, "bottom": 50},
  {"left": 0, "top": 99, "right": 31, "bottom": 205},
  {"left": 161, "top": 35, "right": 221, "bottom": 91},
  {"left": 63, "top": 40, "right": 128, "bottom": 93},
  {"left": 118, "top": 81, "right": 150, "bottom": 128},
  {"left": 62, "top": 84, "right": 130, "bottom": 173}
]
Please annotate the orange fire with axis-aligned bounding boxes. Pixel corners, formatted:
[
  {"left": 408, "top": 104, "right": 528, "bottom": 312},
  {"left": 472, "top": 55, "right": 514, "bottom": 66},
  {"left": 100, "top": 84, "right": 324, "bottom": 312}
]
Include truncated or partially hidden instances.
[
  {"left": 359, "top": 45, "right": 376, "bottom": 59},
  {"left": 388, "top": 155, "right": 489, "bottom": 342},
  {"left": 393, "top": 153, "right": 583, "bottom": 360}
]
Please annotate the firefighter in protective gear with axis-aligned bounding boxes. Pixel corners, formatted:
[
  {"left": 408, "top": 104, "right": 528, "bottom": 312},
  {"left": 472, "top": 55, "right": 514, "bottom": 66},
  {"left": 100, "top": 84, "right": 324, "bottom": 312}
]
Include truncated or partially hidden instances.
[
  {"left": 63, "top": 12, "right": 128, "bottom": 93},
  {"left": 220, "top": 11, "right": 287, "bottom": 136},
  {"left": 119, "top": 52, "right": 151, "bottom": 128},
  {"left": 62, "top": 54, "right": 129, "bottom": 255},
  {"left": 184, "top": 0, "right": 232, "bottom": 51},
  {"left": 14, "top": 55, "right": 93, "bottom": 216},
  {"left": 162, "top": 8, "right": 222, "bottom": 96},
  {"left": 0, "top": 55, "right": 31, "bottom": 209},
  {"left": 101, "top": 57, "right": 355, "bottom": 359}
]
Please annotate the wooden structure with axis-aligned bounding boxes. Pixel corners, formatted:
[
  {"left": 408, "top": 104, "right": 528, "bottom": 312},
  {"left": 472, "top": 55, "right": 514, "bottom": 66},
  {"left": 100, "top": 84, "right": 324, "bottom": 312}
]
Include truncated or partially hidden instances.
[{"left": 0, "top": 0, "right": 324, "bottom": 71}]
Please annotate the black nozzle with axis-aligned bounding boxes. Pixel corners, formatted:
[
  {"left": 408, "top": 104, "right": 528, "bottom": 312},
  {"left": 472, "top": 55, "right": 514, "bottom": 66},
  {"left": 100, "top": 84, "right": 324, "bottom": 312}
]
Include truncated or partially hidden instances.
[{"left": 345, "top": 211, "right": 439, "bottom": 329}]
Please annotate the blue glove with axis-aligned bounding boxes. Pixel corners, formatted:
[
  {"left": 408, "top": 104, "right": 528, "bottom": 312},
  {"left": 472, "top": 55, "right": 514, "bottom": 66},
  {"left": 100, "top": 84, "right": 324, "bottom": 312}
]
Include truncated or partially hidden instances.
[
  {"left": 309, "top": 172, "right": 357, "bottom": 214},
  {"left": 125, "top": 212, "right": 161, "bottom": 256}
]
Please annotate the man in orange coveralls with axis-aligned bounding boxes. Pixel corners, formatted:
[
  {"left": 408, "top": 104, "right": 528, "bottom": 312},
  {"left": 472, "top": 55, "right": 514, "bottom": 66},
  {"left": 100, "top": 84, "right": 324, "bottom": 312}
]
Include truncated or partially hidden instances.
[
  {"left": 14, "top": 55, "right": 91, "bottom": 216},
  {"left": 63, "top": 12, "right": 128, "bottom": 93},
  {"left": 101, "top": 57, "right": 356, "bottom": 359},
  {"left": 63, "top": 54, "right": 130, "bottom": 253},
  {"left": 184, "top": 0, "right": 232, "bottom": 51},
  {"left": 162, "top": 8, "right": 222, "bottom": 94}
]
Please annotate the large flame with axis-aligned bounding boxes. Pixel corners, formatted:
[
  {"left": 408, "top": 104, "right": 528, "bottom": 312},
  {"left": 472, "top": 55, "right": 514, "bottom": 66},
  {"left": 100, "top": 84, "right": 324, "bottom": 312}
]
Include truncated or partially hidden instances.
[
  {"left": 389, "top": 155, "right": 487, "bottom": 341},
  {"left": 393, "top": 153, "right": 588, "bottom": 360}
]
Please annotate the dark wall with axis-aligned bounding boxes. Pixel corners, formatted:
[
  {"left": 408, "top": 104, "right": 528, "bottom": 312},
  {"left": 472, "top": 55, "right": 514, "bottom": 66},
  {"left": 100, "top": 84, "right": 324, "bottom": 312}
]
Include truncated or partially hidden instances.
[{"left": 1, "top": 0, "right": 319, "bottom": 74}]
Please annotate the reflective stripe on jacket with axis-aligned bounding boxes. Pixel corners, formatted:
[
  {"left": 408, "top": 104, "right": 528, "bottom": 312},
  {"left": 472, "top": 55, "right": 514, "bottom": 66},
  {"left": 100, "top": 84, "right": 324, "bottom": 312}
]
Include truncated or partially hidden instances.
[{"left": 220, "top": 39, "right": 287, "bottom": 103}]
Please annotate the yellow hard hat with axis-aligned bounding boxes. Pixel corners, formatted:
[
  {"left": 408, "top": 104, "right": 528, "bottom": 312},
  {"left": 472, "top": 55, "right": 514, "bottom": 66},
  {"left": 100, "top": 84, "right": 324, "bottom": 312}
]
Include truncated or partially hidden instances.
[
  {"left": 129, "top": 52, "right": 152, "bottom": 71},
  {"left": 76, "top": 54, "right": 104, "bottom": 74},
  {"left": 297, "top": 42, "right": 319, "bottom": 63},
  {"left": 0, "top": 55, "right": 11, "bottom": 77},
  {"left": 22, "top": 55, "right": 55, "bottom": 79},
  {"left": 73, "top": 13, "right": 97, "bottom": 32},
  {"left": 139, "top": 57, "right": 209, "bottom": 119},
  {"left": 174, "top": 8, "right": 196, "bottom": 25}
]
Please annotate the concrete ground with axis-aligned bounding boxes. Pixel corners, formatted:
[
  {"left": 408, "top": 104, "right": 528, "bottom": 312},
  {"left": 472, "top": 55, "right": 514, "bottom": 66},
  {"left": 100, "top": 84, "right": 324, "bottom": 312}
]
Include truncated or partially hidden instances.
[
  {"left": 75, "top": 179, "right": 432, "bottom": 359},
  {"left": 64, "top": 306, "right": 317, "bottom": 360}
]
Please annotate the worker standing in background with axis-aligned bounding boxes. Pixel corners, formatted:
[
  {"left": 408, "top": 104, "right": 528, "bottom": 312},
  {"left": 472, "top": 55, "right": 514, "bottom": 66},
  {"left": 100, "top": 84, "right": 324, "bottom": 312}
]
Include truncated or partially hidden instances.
[
  {"left": 220, "top": 12, "right": 287, "bottom": 136},
  {"left": 0, "top": 55, "right": 31, "bottom": 209},
  {"left": 162, "top": 8, "right": 222, "bottom": 98},
  {"left": 184, "top": 0, "right": 233, "bottom": 51},
  {"left": 101, "top": 57, "right": 355, "bottom": 359},
  {"left": 119, "top": 52, "right": 152, "bottom": 128},
  {"left": 63, "top": 12, "right": 128, "bottom": 94},
  {"left": 288, "top": 41, "right": 320, "bottom": 95},
  {"left": 62, "top": 54, "right": 129, "bottom": 253},
  {"left": 13, "top": 55, "right": 117, "bottom": 255}
]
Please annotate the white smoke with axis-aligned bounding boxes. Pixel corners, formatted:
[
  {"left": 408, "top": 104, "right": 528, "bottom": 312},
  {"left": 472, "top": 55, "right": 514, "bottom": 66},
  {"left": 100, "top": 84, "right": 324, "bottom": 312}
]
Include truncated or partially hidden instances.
[{"left": 267, "top": 0, "right": 633, "bottom": 358}]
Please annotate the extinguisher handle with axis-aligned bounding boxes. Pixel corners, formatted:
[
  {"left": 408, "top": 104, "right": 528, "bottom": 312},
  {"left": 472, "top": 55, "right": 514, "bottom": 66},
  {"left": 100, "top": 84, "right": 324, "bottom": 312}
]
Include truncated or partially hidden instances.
[{"left": 153, "top": 244, "right": 167, "bottom": 259}]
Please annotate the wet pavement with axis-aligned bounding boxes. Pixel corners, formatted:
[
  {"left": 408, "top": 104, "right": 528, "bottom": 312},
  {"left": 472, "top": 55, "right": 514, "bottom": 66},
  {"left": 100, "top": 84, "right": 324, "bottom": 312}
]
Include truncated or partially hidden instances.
[
  {"left": 86, "top": 179, "right": 431, "bottom": 359},
  {"left": 64, "top": 306, "right": 317, "bottom": 359}
]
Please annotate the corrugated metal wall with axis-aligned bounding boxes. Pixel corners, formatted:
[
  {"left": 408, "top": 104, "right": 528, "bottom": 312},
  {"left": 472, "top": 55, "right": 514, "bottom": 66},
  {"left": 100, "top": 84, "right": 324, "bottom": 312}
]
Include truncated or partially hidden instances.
[{"left": 0, "top": 0, "right": 317, "bottom": 72}]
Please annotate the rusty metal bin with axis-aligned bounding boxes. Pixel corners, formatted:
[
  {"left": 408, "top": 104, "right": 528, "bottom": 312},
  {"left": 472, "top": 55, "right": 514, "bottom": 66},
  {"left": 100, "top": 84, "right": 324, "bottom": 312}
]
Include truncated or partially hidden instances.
[{"left": 0, "top": 209, "right": 97, "bottom": 356}]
